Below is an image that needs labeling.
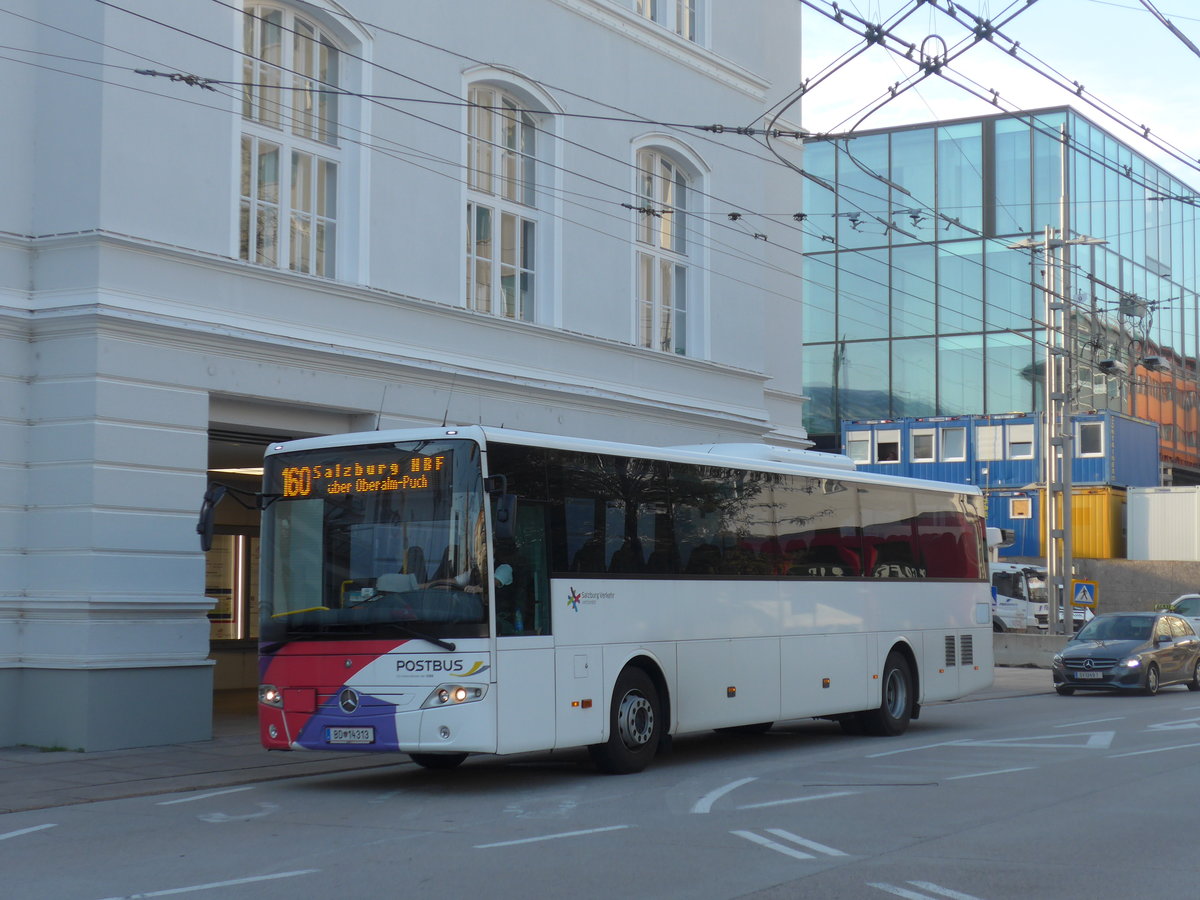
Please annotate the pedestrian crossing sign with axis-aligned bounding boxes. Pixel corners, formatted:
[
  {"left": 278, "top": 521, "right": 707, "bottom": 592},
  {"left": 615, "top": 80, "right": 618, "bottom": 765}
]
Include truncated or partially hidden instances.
[{"left": 1071, "top": 580, "right": 1098, "bottom": 608}]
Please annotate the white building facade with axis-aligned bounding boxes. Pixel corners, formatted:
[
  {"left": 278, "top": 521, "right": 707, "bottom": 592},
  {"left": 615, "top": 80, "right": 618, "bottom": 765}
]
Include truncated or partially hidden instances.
[{"left": 0, "top": 0, "right": 807, "bottom": 749}]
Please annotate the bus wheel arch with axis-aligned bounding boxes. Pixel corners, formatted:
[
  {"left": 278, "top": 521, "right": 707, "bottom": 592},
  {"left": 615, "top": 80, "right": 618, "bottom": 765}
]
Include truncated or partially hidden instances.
[
  {"left": 861, "top": 643, "right": 918, "bottom": 736},
  {"left": 589, "top": 658, "right": 669, "bottom": 774}
]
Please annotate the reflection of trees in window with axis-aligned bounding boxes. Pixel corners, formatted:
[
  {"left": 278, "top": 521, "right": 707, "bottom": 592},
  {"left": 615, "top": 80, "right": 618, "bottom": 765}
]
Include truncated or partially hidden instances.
[{"left": 486, "top": 442, "right": 984, "bottom": 580}]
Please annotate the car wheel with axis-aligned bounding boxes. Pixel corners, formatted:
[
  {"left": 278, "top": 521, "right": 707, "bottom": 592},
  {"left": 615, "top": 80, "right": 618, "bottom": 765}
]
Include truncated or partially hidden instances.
[
  {"left": 1189, "top": 660, "right": 1200, "bottom": 692},
  {"left": 1055, "top": 685, "right": 1075, "bottom": 696},
  {"left": 861, "top": 651, "right": 913, "bottom": 736},
  {"left": 1143, "top": 664, "right": 1160, "bottom": 696},
  {"left": 588, "top": 666, "right": 661, "bottom": 774}
]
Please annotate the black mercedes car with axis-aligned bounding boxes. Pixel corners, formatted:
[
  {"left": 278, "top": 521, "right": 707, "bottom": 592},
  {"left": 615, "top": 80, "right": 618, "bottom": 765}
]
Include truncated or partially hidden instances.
[{"left": 1051, "top": 612, "right": 1200, "bottom": 696}]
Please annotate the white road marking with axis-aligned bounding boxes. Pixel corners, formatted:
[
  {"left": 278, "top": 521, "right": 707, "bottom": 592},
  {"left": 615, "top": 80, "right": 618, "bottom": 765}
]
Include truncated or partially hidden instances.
[
  {"left": 946, "top": 766, "right": 1036, "bottom": 781},
  {"left": 868, "top": 740, "right": 971, "bottom": 758},
  {"left": 692, "top": 777, "right": 757, "bottom": 814},
  {"left": 156, "top": 787, "right": 255, "bottom": 806},
  {"left": 907, "top": 881, "right": 986, "bottom": 899},
  {"left": 732, "top": 830, "right": 814, "bottom": 861},
  {"left": 766, "top": 829, "right": 848, "bottom": 856},
  {"left": 737, "top": 790, "right": 858, "bottom": 810},
  {"left": 1146, "top": 717, "right": 1200, "bottom": 731},
  {"left": 91, "top": 869, "right": 318, "bottom": 899},
  {"left": 1055, "top": 716, "right": 1123, "bottom": 728},
  {"left": 474, "top": 824, "right": 630, "bottom": 848},
  {"left": 0, "top": 823, "right": 56, "bottom": 841},
  {"left": 960, "top": 731, "right": 1114, "bottom": 750},
  {"left": 197, "top": 803, "right": 279, "bottom": 823},
  {"left": 870, "top": 882, "right": 985, "bottom": 900},
  {"left": 1110, "top": 740, "right": 1200, "bottom": 758}
]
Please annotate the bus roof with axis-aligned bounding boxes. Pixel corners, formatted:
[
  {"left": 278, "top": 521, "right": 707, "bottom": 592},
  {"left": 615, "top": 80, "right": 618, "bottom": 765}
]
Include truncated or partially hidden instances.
[{"left": 265, "top": 425, "right": 982, "bottom": 498}]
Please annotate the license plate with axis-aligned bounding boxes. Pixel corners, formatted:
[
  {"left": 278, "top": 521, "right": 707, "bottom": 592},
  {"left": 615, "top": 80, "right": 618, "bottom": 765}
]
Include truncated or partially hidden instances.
[
  {"left": 1073, "top": 671, "right": 1103, "bottom": 680},
  {"left": 325, "top": 726, "right": 374, "bottom": 744}
]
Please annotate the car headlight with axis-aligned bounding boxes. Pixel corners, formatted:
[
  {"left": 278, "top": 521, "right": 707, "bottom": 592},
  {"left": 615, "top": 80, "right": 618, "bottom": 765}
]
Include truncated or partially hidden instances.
[
  {"left": 421, "top": 683, "right": 488, "bottom": 709},
  {"left": 1120, "top": 657, "right": 1142, "bottom": 668}
]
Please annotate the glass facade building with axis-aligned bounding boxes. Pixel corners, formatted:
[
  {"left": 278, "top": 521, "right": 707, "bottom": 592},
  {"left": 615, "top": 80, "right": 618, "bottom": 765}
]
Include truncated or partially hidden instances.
[{"left": 802, "top": 107, "right": 1200, "bottom": 482}]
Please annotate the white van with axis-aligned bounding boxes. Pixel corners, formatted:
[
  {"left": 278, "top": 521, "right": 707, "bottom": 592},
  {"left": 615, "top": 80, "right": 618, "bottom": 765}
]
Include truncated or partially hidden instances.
[{"left": 989, "top": 562, "right": 1039, "bottom": 632}]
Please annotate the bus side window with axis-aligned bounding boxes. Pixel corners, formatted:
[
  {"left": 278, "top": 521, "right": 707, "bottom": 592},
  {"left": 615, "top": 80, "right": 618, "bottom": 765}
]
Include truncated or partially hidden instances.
[{"left": 495, "top": 502, "right": 551, "bottom": 636}]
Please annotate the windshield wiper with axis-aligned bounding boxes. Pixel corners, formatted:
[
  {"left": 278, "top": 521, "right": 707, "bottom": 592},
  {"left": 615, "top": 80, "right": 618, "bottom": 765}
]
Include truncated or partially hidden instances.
[{"left": 383, "top": 622, "right": 456, "bottom": 651}]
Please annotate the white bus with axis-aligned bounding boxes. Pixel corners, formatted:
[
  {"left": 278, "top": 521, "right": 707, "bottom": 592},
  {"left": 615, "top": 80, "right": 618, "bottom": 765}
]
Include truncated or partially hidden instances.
[{"left": 249, "top": 426, "right": 993, "bottom": 774}]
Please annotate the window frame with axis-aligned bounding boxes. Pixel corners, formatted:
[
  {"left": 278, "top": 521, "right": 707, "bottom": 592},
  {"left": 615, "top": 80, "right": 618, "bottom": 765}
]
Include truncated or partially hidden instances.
[
  {"left": 634, "top": 146, "right": 695, "bottom": 355},
  {"left": 941, "top": 426, "right": 967, "bottom": 461},
  {"left": 238, "top": 3, "right": 345, "bottom": 279},
  {"left": 465, "top": 82, "right": 547, "bottom": 323},
  {"left": 1076, "top": 420, "right": 1105, "bottom": 457},
  {"left": 634, "top": 0, "right": 701, "bottom": 42},
  {"left": 1006, "top": 423, "right": 1035, "bottom": 460},
  {"left": 911, "top": 429, "right": 936, "bottom": 463}
]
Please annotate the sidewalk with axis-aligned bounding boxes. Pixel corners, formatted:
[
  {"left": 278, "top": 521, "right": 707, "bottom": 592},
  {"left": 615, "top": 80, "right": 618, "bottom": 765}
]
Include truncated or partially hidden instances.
[{"left": 0, "top": 668, "right": 1052, "bottom": 814}]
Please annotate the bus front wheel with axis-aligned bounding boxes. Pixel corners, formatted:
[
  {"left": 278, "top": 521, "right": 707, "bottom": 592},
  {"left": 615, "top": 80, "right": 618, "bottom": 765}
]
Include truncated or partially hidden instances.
[
  {"left": 589, "top": 667, "right": 661, "bottom": 774},
  {"left": 861, "top": 651, "right": 913, "bottom": 737}
]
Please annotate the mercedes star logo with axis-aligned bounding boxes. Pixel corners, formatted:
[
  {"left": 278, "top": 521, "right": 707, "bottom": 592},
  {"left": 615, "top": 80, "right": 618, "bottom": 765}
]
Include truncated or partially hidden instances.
[
  {"left": 339, "top": 688, "right": 360, "bottom": 713},
  {"left": 1083, "top": 659, "right": 1095, "bottom": 669}
]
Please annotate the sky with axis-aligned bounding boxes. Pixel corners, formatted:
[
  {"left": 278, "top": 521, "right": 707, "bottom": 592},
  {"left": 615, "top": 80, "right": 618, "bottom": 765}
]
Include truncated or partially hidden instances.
[{"left": 797, "top": 0, "right": 1200, "bottom": 187}]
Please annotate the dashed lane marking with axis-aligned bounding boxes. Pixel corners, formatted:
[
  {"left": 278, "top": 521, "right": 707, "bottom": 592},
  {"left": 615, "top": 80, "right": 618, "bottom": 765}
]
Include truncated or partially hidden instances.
[
  {"left": 732, "top": 829, "right": 847, "bottom": 861},
  {"left": 869, "top": 881, "right": 986, "bottom": 899},
  {"left": 91, "top": 869, "right": 319, "bottom": 899},
  {"left": 0, "top": 823, "right": 56, "bottom": 841}
]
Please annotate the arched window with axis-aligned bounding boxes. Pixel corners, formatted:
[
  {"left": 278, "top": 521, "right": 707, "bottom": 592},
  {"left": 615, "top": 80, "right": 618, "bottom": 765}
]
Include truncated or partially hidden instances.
[
  {"left": 239, "top": 4, "right": 344, "bottom": 277},
  {"left": 635, "top": 147, "right": 693, "bottom": 354},
  {"left": 465, "top": 84, "right": 544, "bottom": 321}
]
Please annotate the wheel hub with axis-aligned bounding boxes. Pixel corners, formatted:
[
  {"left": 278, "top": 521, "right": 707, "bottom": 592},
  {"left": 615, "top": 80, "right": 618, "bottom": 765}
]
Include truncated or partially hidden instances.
[{"left": 616, "top": 691, "right": 654, "bottom": 749}]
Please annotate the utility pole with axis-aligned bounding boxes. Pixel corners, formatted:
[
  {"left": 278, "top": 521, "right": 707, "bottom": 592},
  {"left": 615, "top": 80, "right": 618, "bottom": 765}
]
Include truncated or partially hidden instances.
[{"left": 1008, "top": 232, "right": 1103, "bottom": 634}]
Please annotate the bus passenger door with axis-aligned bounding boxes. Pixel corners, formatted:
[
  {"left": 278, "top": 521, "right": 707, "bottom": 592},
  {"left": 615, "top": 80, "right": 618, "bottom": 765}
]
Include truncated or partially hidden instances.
[{"left": 493, "top": 501, "right": 557, "bottom": 754}]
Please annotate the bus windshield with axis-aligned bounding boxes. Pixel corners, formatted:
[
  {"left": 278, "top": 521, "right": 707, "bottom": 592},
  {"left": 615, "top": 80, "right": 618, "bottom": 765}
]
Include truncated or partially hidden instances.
[{"left": 260, "top": 439, "right": 488, "bottom": 642}]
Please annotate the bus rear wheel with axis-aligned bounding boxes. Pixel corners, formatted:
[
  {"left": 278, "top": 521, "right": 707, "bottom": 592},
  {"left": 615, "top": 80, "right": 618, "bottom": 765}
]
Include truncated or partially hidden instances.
[
  {"left": 409, "top": 752, "right": 467, "bottom": 770},
  {"left": 861, "top": 651, "right": 913, "bottom": 737},
  {"left": 589, "top": 667, "right": 661, "bottom": 774}
]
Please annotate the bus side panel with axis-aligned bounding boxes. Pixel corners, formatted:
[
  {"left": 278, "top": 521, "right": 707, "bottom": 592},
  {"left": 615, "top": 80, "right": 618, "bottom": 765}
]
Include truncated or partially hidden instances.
[
  {"left": 494, "top": 642, "right": 556, "bottom": 754},
  {"left": 676, "top": 638, "right": 780, "bottom": 732},
  {"left": 780, "top": 633, "right": 870, "bottom": 719},
  {"left": 554, "top": 646, "right": 604, "bottom": 749}
]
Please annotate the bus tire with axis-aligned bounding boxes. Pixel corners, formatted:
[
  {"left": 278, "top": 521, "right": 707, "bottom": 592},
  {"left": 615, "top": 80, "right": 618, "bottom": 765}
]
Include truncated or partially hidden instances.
[
  {"left": 589, "top": 667, "right": 661, "bottom": 774},
  {"left": 409, "top": 752, "right": 467, "bottom": 770},
  {"left": 861, "top": 651, "right": 913, "bottom": 737}
]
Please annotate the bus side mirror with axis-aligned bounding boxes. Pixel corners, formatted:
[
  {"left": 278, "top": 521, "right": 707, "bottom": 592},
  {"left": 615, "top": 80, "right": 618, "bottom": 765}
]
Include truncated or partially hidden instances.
[
  {"left": 196, "top": 484, "right": 228, "bottom": 552},
  {"left": 493, "top": 494, "right": 517, "bottom": 541}
]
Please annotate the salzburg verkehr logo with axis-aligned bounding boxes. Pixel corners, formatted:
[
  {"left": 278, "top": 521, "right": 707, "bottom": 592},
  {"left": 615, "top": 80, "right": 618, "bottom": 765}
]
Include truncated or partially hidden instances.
[{"left": 567, "top": 588, "right": 582, "bottom": 612}]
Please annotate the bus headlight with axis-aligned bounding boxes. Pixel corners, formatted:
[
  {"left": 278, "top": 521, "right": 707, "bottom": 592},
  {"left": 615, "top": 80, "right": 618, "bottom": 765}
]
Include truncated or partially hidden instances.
[
  {"left": 259, "top": 684, "right": 283, "bottom": 708},
  {"left": 421, "top": 683, "right": 487, "bottom": 709}
]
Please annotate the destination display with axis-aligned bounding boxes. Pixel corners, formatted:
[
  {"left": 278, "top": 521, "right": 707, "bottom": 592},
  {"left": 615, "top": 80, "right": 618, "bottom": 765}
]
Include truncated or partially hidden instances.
[{"left": 279, "top": 453, "right": 448, "bottom": 498}]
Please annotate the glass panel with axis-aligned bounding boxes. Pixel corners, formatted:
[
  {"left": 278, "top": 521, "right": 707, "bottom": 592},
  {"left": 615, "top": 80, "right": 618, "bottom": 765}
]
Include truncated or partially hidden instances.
[
  {"left": 659, "top": 258, "right": 673, "bottom": 351},
  {"left": 912, "top": 431, "right": 935, "bottom": 461},
  {"left": 673, "top": 264, "right": 687, "bottom": 355},
  {"left": 291, "top": 152, "right": 312, "bottom": 214},
  {"left": 836, "top": 133, "right": 889, "bottom": 251},
  {"left": 938, "top": 241, "right": 984, "bottom": 334},
  {"left": 803, "top": 253, "right": 837, "bottom": 341},
  {"left": 937, "top": 122, "right": 983, "bottom": 237},
  {"left": 802, "top": 343, "right": 836, "bottom": 434},
  {"left": 292, "top": 19, "right": 316, "bottom": 139},
  {"left": 942, "top": 426, "right": 966, "bottom": 460},
  {"left": 256, "top": 207, "right": 277, "bottom": 266},
  {"left": 291, "top": 212, "right": 310, "bottom": 272},
  {"left": 318, "top": 39, "right": 338, "bottom": 144},
  {"left": 986, "top": 332, "right": 1035, "bottom": 414},
  {"left": 985, "top": 245, "right": 1034, "bottom": 331},
  {"left": 890, "top": 128, "right": 936, "bottom": 246},
  {"left": 1031, "top": 111, "right": 1066, "bottom": 233},
  {"left": 839, "top": 341, "right": 889, "bottom": 420},
  {"left": 803, "top": 141, "right": 837, "bottom": 253},
  {"left": 521, "top": 218, "right": 535, "bottom": 321},
  {"left": 938, "top": 335, "right": 984, "bottom": 415},
  {"left": 892, "top": 338, "right": 936, "bottom": 418},
  {"left": 638, "top": 252, "right": 653, "bottom": 347},
  {"left": 316, "top": 221, "right": 334, "bottom": 278},
  {"left": 838, "top": 249, "right": 889, "bottom": 340},
  {"left": 993, "top": 116, "right": 1031, "bottom": 237},
  {"left": 892, "top": 244, "right": 935, "bottom": 336},
  {"left": 500, "top": 213, "right": 517, "bottom": 317},
  {"left": 257, "top": 142, "right": 279, "bottom": 204}
]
